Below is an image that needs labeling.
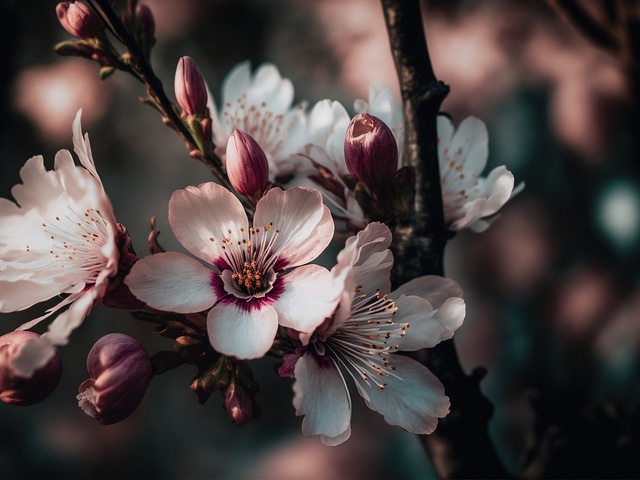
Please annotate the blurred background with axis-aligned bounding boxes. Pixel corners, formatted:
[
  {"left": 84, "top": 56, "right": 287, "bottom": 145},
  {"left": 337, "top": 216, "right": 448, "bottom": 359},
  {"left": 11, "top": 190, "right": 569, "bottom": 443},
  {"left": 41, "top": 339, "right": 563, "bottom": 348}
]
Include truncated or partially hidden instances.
[{"left": 2, "top": 0, "right": 640, "bottom": 478}]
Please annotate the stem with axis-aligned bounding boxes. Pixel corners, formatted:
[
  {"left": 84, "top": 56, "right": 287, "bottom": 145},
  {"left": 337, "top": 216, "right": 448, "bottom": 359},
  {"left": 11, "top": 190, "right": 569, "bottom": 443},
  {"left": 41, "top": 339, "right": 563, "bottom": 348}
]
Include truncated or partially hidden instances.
[
  {"left": 87, "top": 0, "right": 234, "bottom": 191},
  {"left": 381, "top": 1, "right": 510, "bottom": 477}
]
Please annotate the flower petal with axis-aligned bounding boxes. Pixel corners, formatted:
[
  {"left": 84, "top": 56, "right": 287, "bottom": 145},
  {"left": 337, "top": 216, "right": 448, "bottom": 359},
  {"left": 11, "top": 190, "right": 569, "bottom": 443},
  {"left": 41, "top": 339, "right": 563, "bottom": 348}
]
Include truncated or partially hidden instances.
[
  {"left": 392, "top": 295, "right": 465, "bottom": 351},
  {"left": 293, "top": 352, "right": 352, "bottom": 446},
  {"left": 71, "top": 109, "right": 100, "bottom": 179},
  {"left": 450, "top": 116, "right": 488, "bottom": 177},
  {"left": 272, "top": 265, "right": 342, "bottom": 334},
  {"left": 168, "top": 182, "right": 249, "bottom": 266},
  {"left": 253, "top": 187, "right": 333, "bottom": 268},
  {"left": 391, "top": 275, "right": 463, "bottom": 310},
  {"left": 206, "top": 302, "right": 278, "bottom": 359},
  {"left": 355, "top": 355, "right": 450, "bottom": 435},
  {"left": 125, "top": 252, "right": 217, "bottom": 313},
  {"left": 9, "top": 335, "right": 57, "bottom": 378}
]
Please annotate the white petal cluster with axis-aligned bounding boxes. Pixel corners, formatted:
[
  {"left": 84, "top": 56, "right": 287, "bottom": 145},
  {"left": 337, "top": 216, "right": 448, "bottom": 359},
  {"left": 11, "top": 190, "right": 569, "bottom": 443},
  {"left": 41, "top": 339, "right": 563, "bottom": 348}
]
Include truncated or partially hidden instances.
[
  {"left": 208, "top": 61, "right": 308, "bottom": 180},
  {"left": 0, "top": 110, "right": 119, "bottom": 376},
  {"left": 286, "top": 223, "right": 466, "bottom": 445}
]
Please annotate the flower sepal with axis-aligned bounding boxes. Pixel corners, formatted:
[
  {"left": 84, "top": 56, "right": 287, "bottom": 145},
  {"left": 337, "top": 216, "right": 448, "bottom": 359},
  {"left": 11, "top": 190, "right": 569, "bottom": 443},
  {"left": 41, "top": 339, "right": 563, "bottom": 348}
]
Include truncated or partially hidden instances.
[
  {"left": 189, "top": 354, "right": 232, "bottom": 404},
  {"left": 223, "top": 360, "right": 260, "bottom": 426}
]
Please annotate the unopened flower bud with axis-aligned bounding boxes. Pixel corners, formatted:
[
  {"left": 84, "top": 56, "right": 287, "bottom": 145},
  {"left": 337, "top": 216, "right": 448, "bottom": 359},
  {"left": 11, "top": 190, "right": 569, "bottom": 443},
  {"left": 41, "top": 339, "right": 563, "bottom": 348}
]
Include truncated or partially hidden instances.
[
  {"left": 344, "top": 113, "right": 398, "bottom": 188},
  {"left": 135, "top": 4, "right": 155, "bottom": 39},
  {"left": 77, "top": 333, "right": 153, "bottom": 425},
  {"left": 56, "top": 1, "right": 105, "bottom": 40},
  {"left": 226, "top": 129, "right": 269, "bottom": 201},
  {"left": 174, "top": 56, "right": 208, "bottom": 117},
  {"left": 0, "top": 332, "right": 62, "bottom": 406},
  {"left": 224, "top": 381, "right": 254, "bottom": 426}
]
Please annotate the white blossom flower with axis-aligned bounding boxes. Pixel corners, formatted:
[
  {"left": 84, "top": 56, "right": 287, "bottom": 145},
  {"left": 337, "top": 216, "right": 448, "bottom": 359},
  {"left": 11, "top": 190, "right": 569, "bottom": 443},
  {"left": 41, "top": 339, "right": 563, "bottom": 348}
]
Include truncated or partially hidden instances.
[
  {"left": 280, "top": 222, "right": 465, "bottom": 445},
  {"left": 126, "top": 182, "right": 341, "bottom": 360},
  {"left": 438, "top": 115, "right": 523, "bottom": 232},
  {"left": 293, "top": 85, "right": 403, "bottom": 231},
  {"left": 207, "top": 61, "right": 307, "bottom": 180},
  {"left": 0, "top": 110, "right": 119, "bottom": 376}
]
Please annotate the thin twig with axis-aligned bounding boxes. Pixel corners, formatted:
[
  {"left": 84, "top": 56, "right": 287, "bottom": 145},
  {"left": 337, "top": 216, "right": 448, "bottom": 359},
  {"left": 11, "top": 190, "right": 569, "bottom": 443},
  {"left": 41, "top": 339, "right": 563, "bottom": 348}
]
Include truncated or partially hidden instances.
[{"left": 87, "top": 0, "right": 234, "bottom": 191}]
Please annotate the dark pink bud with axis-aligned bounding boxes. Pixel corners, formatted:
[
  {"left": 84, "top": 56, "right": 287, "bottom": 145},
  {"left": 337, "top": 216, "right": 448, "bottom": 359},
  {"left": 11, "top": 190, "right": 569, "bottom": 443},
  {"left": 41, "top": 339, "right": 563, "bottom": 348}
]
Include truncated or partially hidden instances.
[
  {"left": 135, "top": 4, "right": 155, "bottom": 39},
  {"left": 77, "top": 333, "right": 153, "bottom": 425},
  {"left": 226, "top": 129, "right": 269, "bottom": 200},
  {"left": 224, "top": 381, "right": 253, "bottom": 426},
  {"left": 0, "top": 331, "right": 62, "bottom": 406},
  {"left": 56, "top": 1, "right": 105, "bottom": 40},
  {"left": 174, "top": 56, "right": 208, "bottom": 116},
  {"left": 344, "top": 113, "right": 398, "bottom": 188}
]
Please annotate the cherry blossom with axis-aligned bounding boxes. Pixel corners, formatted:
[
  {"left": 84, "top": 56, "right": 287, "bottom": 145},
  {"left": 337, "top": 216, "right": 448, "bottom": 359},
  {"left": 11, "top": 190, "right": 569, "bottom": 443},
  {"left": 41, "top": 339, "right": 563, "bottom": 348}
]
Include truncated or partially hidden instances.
[
  {"left": 126, "top": 182, "right": 340, "bottom": 360},
  {"left": 207, "top": 61, "right": 307, "bottom": 180},
  {"left": 0, "top": 110, "right": 120, "bottom": 376},
  {"left": 280, "top": 223, "right": 465, "bottom": 445},
  {"left": 438, "top": 115, "right": 523, "bottom": 232}
]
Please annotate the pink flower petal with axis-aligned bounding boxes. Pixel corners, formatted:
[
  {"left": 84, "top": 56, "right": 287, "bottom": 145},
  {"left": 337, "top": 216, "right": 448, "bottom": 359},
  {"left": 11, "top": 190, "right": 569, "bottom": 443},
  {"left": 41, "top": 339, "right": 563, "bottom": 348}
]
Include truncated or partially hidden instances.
[
  {"left": 392, "top": 295, "right": 465, "bottom": 351},
  {"left": 293, "top": 352, "right": 352, "bottom": 446},
  {"left": 450, "top": 116, "right": 488, "bottom": 177},
  {"left": 272, "top": 264, "right": 342, "bottom": 334},
  {"left": 253, "top": 187, "right": 333, "bottom": 268},
  {"left": 168, "top": 182, "right": 248, "bottom": 266},
  {"left": 125, "top": 252, "right": 217, "bottom": 313},
  {"left": 355, "top": 355, "right": 450, "bottom": 435},
  {"left": 206, "top": 302, "right": 279, "bottom": 359},
  {"left": 391, "top": 275, "right": 463, "bottom": 310}
]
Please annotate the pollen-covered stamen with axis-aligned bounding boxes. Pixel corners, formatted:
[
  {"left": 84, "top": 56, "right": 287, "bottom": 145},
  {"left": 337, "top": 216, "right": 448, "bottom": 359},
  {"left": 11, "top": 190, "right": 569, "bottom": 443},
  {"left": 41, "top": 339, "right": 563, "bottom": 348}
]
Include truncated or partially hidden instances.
[
  {"left": 40, "top": 207, "right": 111, "bottom": 278},
  {"left": 223, "top": 96, "right": 296, "bottom": 155},
  {"left": 216, "top": 222, "right": 285, "bottom": 297},
  {"left": 320, "top": 288, "right": 407, "bottom": 390},
  {"left": 232, "top": 260, "right": 264, "bottom": 294}
]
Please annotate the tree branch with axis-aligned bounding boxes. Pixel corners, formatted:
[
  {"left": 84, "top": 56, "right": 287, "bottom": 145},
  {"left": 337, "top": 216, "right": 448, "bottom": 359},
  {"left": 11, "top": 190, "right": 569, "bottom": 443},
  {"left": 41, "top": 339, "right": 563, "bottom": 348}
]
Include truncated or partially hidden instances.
[{"left": 381, "top": 1, "right": 510, "bottom": 477}]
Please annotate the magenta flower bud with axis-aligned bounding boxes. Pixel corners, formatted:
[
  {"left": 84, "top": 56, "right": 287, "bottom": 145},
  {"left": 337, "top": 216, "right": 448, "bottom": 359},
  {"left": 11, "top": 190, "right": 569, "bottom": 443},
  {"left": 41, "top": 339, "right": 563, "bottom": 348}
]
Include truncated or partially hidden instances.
[
  {"left": 56, "top": 1, "right": 105, "bottom": 40},
  {"left": 135, "top": 4, "right": 155, "bottom": 39},
  {"left": 224, "top": 381, "right": 254, "bottom": 426},
  {"left": 174, "top": 56, "right": 208, "bottom": 117},
  {"left": 344, "top": 113, "right": 398, "bottom": 188},
  {"left": 77, "top": 333, "right": 153, "bottom": 425},
  {"left": 0, "top": 331, "right": 62, "bottom": 406},
  {"left": 226, "top": 129, "right": 269, "bottom": 200}
]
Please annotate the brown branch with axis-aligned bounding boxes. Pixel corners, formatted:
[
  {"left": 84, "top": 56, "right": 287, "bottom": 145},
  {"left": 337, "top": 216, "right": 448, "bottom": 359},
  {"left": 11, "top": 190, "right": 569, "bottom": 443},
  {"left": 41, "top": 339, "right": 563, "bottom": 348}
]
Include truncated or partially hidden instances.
[
  {"left": 381, "top": 1, "right": 510, "bottom": 478},
  {"left": 87, "top": 0, "right": 234, "bottom": 191}
]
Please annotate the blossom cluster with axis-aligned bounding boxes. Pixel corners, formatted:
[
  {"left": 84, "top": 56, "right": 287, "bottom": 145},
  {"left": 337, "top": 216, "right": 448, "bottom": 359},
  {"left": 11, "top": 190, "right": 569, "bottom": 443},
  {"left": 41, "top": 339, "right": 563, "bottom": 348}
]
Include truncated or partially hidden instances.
[{"left": 0, "top": 1, "right": 521, "bottom": 446}]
